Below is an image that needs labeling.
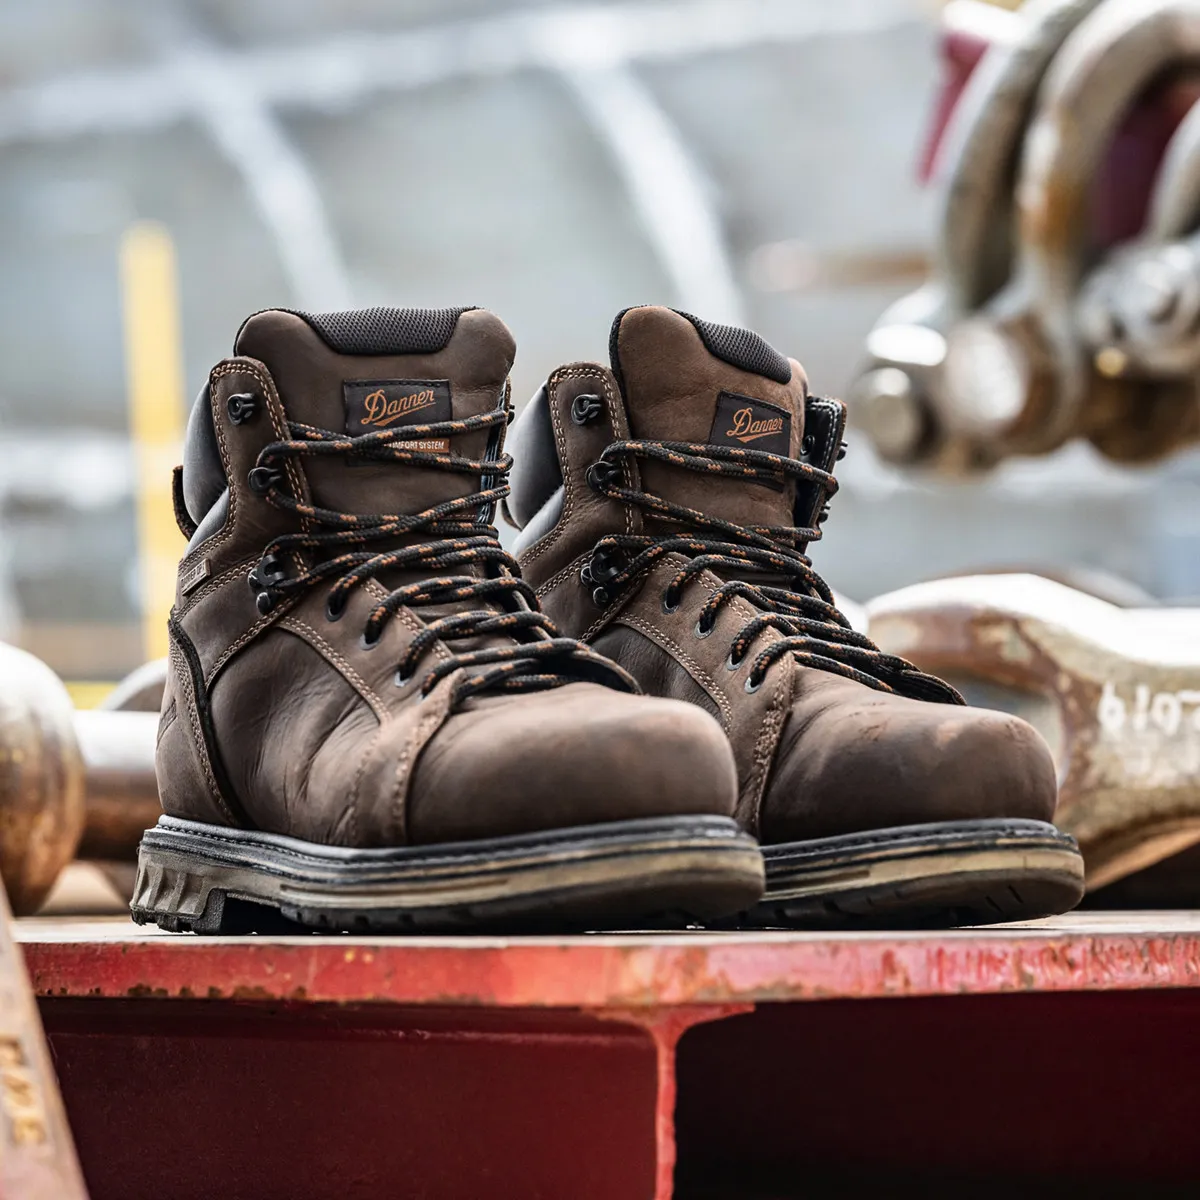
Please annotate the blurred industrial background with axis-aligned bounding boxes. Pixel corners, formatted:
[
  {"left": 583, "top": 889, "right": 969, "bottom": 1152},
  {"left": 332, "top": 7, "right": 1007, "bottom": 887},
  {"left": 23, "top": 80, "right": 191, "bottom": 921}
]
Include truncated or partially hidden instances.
[{"left": 1, "top": 0, "right": 1198, "bottom": 681}]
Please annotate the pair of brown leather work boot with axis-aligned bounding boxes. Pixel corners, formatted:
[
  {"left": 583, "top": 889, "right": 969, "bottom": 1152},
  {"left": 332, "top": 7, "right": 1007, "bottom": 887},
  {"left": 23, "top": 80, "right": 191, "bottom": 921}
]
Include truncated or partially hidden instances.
[{"left": 132, "top": 305, "right": 1085, "bottom": 934}]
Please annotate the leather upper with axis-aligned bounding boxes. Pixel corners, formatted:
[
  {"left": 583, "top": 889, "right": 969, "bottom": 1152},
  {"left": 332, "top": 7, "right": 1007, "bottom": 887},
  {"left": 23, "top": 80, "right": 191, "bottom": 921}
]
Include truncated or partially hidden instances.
[
  {"left": 510, "top": 306, "right": 1059, "bottom": 839},
  {"left": 157, "top": 307, "right": 739, "bottom": 848}
]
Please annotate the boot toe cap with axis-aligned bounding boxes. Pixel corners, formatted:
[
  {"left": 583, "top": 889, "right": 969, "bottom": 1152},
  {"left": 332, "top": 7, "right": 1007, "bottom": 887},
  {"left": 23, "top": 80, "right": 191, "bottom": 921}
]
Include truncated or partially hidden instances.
[
  {"left": 763, "top": 683, "right": 1059, "bottom": 844},
  {"left": 406, "top": 684, "right": 739, "bottom": 844}
]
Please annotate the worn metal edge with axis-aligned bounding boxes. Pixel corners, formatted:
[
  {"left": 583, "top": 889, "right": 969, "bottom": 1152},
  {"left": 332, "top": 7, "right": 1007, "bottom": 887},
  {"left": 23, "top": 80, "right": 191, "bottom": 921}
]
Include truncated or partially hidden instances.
[{"left": 14, "top": 915, "right": 1200, "bottom": 1007}]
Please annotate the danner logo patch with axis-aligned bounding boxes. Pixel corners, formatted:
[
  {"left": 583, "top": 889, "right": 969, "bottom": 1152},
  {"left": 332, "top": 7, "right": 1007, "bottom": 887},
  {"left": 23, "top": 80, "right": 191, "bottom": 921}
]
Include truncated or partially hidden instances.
[
  {"left": 708, "top": 390, "right": 791, "bottom": 456},
  {"left": 343, "top": 379, "right": 452, "bottom": 451}
]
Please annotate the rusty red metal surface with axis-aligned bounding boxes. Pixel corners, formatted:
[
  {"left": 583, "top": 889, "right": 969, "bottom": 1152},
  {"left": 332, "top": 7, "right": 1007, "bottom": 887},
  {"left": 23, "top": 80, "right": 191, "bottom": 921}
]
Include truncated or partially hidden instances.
[
  {"left": 19, "top": 915, "right": 1200, "bottom": 1007},
  {"left": 19, "top": 916, "right": 1200, "bottom": 1199}
]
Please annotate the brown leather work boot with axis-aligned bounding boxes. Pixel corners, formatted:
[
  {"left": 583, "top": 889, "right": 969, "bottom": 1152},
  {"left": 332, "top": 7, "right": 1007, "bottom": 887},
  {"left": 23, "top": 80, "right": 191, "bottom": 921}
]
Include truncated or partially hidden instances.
[
  {"left": 506, "top": 306, "right": 1085, "bottom": 928},
  {"left": 132, "top": 306, "right": 763, "bottom": 934}
]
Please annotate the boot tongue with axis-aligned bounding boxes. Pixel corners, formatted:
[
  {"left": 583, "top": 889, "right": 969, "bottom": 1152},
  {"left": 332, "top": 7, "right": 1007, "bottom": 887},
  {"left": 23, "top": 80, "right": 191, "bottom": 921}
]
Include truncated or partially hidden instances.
[
  {"left": 609, "top": 306, "right": 808, "bottom": 534},
  {"left": 235, "top": 306, "right": 514, "bottom": 517}
]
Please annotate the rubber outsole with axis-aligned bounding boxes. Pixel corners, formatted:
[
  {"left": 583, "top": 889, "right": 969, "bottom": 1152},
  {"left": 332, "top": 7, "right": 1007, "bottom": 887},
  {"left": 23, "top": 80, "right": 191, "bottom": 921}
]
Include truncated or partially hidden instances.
[
  {"left": 130, "top": 814, "right": 766, "bottom": 934},
  {"left": 726, "top": 818, "right": 1085, "bottom": 930}
]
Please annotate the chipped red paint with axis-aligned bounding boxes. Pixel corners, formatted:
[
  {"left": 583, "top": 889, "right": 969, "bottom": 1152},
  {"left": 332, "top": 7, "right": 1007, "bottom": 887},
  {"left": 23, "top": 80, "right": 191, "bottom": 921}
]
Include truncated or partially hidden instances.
[
  {"left": 17, "top": 916, "right": 1200, "bottom": 1008},
  {"left": 22, "top": 918, "right": 1200, "bottom": 1198}
]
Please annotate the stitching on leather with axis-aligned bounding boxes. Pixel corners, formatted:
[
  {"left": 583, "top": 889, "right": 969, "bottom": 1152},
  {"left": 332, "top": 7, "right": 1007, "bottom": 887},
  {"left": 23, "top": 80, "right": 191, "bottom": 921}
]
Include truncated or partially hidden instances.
[
  {"left": 581, "top": 565, "right": 647, "bottom": 643},
  {"left": 178, "top": 359, "right": 296, "bottom": 602},
  {"left": 392, "top": 680, "right": 453, "bottom": 843},
  {"left": 210, "top": 599, "right": 308, "bottom": 681},
  {"left": 346, "top": 721, "right": 392, "bottom": 846},
  {"left": 745, "top": 656, "right": 792, "bottom": 833},
  {"left": 278, "top": 617, "right": 388, "bottom": 719},
  {"left": 392, "top": 730, "right": 412, "bottom": 844},
  {"left": 581, "top": 607, "right": 616, "bottom": 643},
  {"left": 535, "top": 553, "right": 590, "bottom": 599},
  {"left": 532, "top": 551, "right": 622, "bottom": 644},
  {"left": 196, "top": 558, "right": 307, "bottom": 683},
  {"left": 168, "top": 637, "right": 231, "bottom": 819},
  {"left": 520, "top": 364, "right": 634, "bottom": 567},
  {"left": 250, "top": 360, "right": 311, "bottom": 531},
  {"left": 518, "top": 366, "right": 583, "bottom": 565},
  {"left": 616, "top": 613, "right": 734, "bottom": 727},
  {"left": 186, "top": 361, "right": 245, "bottom": 559},
  {"left": 600, "top": 366, "right": 638, "bottom": 540},
  {"left": 178, "top": 554, "right": 257, "bottom": 615}
]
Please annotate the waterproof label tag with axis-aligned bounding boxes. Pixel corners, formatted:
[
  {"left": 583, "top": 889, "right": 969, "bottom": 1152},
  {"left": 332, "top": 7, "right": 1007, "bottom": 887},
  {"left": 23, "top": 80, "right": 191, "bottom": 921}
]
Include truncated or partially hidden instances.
[
  {"left": 180, "top": 557, "right": 211, "bottom": 595},
  {"left": 343, "top": 379, "right": 452, "bottom": 451}
]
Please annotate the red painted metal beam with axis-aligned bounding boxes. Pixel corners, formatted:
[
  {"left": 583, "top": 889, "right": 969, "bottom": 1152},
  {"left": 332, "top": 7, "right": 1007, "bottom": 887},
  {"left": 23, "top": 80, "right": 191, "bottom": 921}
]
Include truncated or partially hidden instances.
[
  {"left": 45, "top": 1002, "right": 664, "bottom": 1200},
  {"left": 19, "top": 917, "right": 1200, "bottom": 1198},
  {"left": 19, "top": 915, "right": 1200, "bottom": 1008}
]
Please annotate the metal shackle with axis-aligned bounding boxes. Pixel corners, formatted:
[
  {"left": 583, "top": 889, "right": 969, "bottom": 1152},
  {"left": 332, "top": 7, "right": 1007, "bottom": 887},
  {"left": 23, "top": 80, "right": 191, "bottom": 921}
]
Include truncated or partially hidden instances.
[
  {"left": 1078, "top": 84, "right": 1200, "bottom": 381},
  {"left": 1000, "top": 0, "right": 1200, "bottom": 452},
  {"left": 853, "top": 0, "right": 1103, "bottom": 469},
  {"left": 855, "top": 0, "right": 1200, "bottom": 471}
]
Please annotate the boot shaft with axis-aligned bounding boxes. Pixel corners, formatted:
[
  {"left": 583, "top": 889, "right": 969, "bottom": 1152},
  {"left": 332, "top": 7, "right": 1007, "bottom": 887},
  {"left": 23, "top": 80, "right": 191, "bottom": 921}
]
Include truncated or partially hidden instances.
[
  {"left": 180, "top": 307, "right": 515, "bottom": 547},
  {"left": 508, "top": 305, "right": 849, "bottom": 630},
  {"left": 161, "top": 306, "right": 639, "bottom": 845}
]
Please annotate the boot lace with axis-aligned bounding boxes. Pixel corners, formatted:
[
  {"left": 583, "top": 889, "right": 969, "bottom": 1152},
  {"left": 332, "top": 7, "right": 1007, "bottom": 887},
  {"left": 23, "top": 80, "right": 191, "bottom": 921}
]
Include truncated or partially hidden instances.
[
  {"left": 245, "top": 407, "right": 638, "bottom": 709},
  {"left": 580, "top": 437, "right": 962, "bottom": 703}
]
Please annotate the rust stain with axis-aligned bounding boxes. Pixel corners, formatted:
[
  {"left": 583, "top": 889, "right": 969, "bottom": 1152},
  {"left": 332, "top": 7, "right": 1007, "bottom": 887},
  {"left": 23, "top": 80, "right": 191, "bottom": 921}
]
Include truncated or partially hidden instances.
[{"left": 20, "top": 923, "right": 1200, "bottom": 1014}]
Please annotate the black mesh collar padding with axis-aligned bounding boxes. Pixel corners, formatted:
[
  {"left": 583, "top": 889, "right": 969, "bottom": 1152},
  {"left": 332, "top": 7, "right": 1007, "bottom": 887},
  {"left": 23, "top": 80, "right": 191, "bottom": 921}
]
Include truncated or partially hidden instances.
[
  {"left": 608, "top": 306, "right": 792, "bottom": 391},
  {"left": 675, "top": 310, "right": 791, "bottom": 384},
  {"left": 237, "top": 306, "right": 478, "bottom": 356}
]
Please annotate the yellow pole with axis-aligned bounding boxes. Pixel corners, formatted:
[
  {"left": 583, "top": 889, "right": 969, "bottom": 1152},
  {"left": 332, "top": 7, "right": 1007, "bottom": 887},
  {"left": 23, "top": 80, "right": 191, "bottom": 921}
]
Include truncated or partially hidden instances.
[{"left": 119, "top": 221, "right": 186, "bottom": 663}]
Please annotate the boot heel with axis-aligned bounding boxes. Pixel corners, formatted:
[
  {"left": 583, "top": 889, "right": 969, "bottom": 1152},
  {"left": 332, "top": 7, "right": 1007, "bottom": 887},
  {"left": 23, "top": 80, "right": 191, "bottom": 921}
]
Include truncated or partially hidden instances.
[{"left": 130, "top": 849, "right": 228, "bottom": 934}]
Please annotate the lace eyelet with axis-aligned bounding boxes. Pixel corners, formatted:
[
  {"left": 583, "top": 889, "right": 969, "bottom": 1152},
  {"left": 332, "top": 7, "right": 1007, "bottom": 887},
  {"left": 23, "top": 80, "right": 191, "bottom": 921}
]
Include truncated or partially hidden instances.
[
  {"left": 360, "top": 630, "right": 381, "bottom": 651},
  {"left": 394, "top": 668, "right": 413, "bottom": 688},
  {"left": 585, "top": 461, "right": 618, "bottom": 492},
  {"left": 256, "top": 553, "right": 286, "bottom": 586},
  {"left": 726, "top": 649, "right": 744, "bottom": 670},
  {"left": 226, "top": 392, "right": 258, "bottom": 425},
  {"left": 589, "top": 549, "right": 623, "bottom": 584},
  {"left": 661, "top": 591, "right": 679, "bottom": 615},
  {"left": 247, "top": 465, "right": 282, "bottom": 495},
  {"left": 802, "top": 433, "right": 815, "bottom": 456},
  {"left": 325, "top": 595, "right": 346, "bottom": 623},
  {"left": 745, "top": 674, "right": 763, "bottom": 694},
  {"left": 570, "top": 393, "right": 604, "bottom": 426},
  {"left": 694, "top": 618, "right": 714, "bottom": 639}
]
